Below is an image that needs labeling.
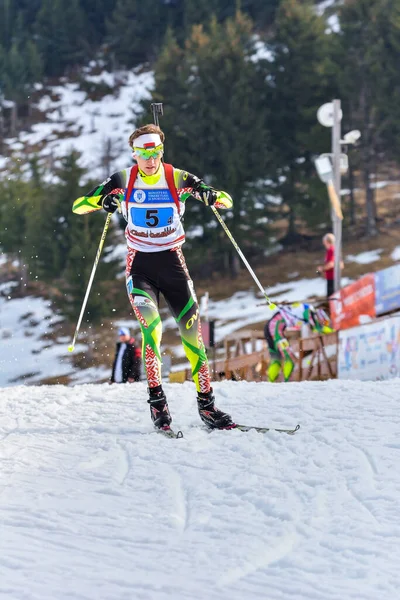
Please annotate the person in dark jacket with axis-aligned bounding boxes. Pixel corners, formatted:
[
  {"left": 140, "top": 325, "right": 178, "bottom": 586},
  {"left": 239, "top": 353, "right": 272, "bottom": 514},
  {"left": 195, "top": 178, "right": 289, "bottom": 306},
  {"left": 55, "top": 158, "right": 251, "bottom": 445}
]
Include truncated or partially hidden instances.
[{"left": 110, "top": 327, "right": 141, "bottom": 384}]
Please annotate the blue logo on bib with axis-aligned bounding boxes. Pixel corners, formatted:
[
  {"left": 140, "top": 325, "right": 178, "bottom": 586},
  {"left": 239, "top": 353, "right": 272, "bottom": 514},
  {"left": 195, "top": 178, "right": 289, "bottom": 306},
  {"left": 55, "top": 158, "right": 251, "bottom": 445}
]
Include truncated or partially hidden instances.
[{"left": 129, "top": 189, "right": 173, "bottom": 204}]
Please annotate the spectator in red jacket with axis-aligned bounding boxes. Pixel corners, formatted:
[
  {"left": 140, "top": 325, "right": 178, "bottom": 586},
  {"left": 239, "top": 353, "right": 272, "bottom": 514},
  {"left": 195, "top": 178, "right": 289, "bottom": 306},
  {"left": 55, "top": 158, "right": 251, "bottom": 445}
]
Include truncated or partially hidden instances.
[
  {"left": 317, "top": 233, "right": 336, "bottom": 298},
  {"left": 110, "top": 327, "right": 141, "bottom": 383}
]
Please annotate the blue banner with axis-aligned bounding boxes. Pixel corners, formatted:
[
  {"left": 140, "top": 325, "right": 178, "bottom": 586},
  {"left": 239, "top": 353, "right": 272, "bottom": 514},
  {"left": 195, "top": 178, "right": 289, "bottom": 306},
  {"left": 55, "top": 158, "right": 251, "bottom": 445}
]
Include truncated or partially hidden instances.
[
  {"left": 338, "top": 316, "right": 400, "bottom": 380},
  {"left": 375, "top": 264, "right": 400, "bottom": 315}
]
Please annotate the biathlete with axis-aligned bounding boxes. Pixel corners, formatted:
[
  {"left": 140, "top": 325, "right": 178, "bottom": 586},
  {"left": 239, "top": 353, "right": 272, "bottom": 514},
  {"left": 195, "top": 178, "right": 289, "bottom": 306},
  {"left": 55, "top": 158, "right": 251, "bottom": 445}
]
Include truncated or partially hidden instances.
[
  {"left": 264, "top": 302, "right": 333, "bottom": 382},
  {"left": 72, "top": 124, "right": 234, "bottom": 431}
]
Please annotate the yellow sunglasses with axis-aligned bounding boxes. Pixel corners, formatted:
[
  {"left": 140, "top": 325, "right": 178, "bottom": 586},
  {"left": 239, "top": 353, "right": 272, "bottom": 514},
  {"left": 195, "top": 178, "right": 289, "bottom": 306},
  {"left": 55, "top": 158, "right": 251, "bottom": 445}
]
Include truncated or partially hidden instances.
[{"left": 133, "top": 144, "right": 164, "bottom": 160}]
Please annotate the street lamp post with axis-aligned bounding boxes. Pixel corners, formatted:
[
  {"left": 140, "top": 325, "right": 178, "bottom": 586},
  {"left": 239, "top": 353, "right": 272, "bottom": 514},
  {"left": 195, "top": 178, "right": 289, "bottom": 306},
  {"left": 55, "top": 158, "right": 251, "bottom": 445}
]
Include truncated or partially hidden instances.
[
  {"left": 332, "top": 99, "right": 342, "bottom": 293},
  {"left": 316, "top": 100, "right": 361, "bottom": 295}
]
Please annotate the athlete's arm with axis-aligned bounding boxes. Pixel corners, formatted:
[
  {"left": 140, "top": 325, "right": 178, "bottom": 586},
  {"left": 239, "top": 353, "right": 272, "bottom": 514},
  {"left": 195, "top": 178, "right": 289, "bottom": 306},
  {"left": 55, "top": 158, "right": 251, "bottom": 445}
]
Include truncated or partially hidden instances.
[
  {"left": 72, "top": 170, "right": 129, "bottom": 215},
  {"left": 173, "top": 168, "right": 233, "bottom": 209}
]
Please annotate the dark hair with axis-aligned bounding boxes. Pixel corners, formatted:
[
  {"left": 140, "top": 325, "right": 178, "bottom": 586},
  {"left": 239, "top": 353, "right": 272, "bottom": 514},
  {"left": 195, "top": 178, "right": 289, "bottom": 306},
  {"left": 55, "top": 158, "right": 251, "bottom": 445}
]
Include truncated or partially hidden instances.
[{"left": 128, "top": 124, "right": 165, "bottom": 148}]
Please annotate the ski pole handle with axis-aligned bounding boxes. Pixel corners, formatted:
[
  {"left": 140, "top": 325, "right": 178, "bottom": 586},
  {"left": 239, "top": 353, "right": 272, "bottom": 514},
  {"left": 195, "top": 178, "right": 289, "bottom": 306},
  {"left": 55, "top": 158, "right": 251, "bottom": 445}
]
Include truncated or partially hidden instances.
[
  {"left": 211, "top": 206, "right": 276, "bottom": 310},
  {"left": 68, "top": 213, "right": 112, "bottom": 352}
]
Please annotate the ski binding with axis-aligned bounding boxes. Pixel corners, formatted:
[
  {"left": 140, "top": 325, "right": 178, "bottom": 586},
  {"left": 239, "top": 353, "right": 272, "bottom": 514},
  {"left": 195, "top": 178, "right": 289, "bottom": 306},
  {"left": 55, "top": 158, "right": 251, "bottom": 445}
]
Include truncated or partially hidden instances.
[{"left": 156, "top": 426, "right": 183, "bottom": 439}]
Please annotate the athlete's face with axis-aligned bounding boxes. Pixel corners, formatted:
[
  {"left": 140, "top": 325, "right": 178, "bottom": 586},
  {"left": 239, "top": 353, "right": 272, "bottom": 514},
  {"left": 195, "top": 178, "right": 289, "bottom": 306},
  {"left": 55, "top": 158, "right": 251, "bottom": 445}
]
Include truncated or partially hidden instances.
[{"left": 135, "top": 154, "right": 162, "bottom": 175}]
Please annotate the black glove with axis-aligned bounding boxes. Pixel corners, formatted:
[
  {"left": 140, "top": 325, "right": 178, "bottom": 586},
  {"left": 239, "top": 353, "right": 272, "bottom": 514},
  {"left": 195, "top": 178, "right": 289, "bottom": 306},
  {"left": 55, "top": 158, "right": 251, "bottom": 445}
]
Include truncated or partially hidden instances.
[
  {"left": 191, "top": 178, "right": 217, "bottom": 207},
  {"left": 102, "top": 194, "right": 121, "bottom": 214}
]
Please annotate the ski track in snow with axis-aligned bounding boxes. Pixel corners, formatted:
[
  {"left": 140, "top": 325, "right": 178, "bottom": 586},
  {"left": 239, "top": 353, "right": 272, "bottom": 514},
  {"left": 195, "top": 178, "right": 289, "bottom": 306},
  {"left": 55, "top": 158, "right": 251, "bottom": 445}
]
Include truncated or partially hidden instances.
[{"left": 0, "top": 379, "right": 400, "bottom": 600}]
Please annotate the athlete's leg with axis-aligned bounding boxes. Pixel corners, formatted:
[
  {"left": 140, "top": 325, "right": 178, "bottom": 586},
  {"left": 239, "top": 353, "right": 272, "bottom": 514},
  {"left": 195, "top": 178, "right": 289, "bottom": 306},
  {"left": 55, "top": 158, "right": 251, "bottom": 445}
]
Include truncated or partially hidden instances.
[
  {"left": 161, "top": 248, "right": 232, "bottom": 428},
  {"left": 272, "top": 316, "right": 296, "bottom": 382},
  {"left": 280, "top": 342, "right": 295, "bottom": 382},
  {"left": 125, "top": 248, "right": 163, "bottom": 388},
  {"left": 268, "top": 354, "right": 282, "bottom": 382},
  {"left": 125, "top": 249, "right": 171, "bottom": 428},
  {"left": 161, "top": 248, "right": 211, "bottom": 394},
  {"left": 265, "top": 319, "right": 282, "bottom": 382}
]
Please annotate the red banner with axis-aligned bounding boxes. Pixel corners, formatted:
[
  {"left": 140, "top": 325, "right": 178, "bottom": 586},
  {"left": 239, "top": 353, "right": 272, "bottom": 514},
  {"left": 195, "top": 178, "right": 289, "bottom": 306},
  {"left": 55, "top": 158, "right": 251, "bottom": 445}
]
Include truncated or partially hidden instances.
[
  {"left": 200, "top": 321, "right": 215, "bottom": 348},
  {"left": 330, "top": 274, "right": 376, "bottom": 330}
]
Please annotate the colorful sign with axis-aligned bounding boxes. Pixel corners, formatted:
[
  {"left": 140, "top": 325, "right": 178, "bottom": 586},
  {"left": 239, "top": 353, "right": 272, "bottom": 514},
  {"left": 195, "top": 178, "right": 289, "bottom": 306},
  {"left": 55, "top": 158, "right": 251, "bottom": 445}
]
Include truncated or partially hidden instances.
[
  {"left": 330, "top": 273, "right": 376, "bottom": 331},
  {"left": 338, "top": 316, "right": 400, "bottom": 380},
  {"left": 375, "top": 264, "right": 400, "bottom": 315},
  {"left": 200, "top": 321, "right": 215, "bottom": 348}
]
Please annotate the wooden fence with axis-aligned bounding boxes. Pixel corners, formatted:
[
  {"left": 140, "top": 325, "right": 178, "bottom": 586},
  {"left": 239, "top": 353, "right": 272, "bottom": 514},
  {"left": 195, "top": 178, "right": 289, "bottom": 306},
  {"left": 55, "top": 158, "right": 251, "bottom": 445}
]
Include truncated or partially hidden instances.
[{"left": 169, "top": 328, "right": 338, "bottom": 383}]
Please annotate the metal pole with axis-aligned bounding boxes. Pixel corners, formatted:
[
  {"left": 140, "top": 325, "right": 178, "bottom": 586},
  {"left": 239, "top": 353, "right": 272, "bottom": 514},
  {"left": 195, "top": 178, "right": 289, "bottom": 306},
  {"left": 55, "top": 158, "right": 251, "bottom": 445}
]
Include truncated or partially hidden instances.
[{"left": 332, "top": 99, "right": 342, "bottom": 293}]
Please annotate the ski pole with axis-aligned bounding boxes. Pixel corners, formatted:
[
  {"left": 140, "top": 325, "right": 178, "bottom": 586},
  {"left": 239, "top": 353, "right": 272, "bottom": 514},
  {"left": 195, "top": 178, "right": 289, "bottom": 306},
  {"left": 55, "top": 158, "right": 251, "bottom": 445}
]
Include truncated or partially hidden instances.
[
  {"left": 68, "top": 213, "right": 112, "bottom": 352},
  {"left": 148, "top": 103, "right": 275, "bottom": 310},
  {"left": 211, "top": 206, "right": 276, "bottom": 310}
]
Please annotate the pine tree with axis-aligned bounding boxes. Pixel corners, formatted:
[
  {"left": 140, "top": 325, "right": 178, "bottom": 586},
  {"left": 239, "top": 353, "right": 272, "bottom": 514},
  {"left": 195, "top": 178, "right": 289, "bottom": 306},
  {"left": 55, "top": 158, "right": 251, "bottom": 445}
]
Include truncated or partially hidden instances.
[
  {"left": 36, "top": 0, "right": 87, "bottom": 76},
  {"left": 58, "top": 153, "right": 122, "bottom": 322},
  {"left": 19, "top": 152, "right": 85, "bottom": 282},
  {"left": 7, "top": 42, "right": 27, "bottom": 101},
  {"left": 8, "top": 0, "right": 43, "bottom": 29},
  {"left": 0, "top": 36, "right": 42, "bottom": 102},
  {"left": 107, "top": 0, "right": 167, "bottom": 68},
  {"left": 24, "top": 40, "right": 43, "bottom": 85},
  {"left": 336, "top": 0, "right": 400, "bottom": 237},
  {"left": 79, "top": 0, "right": 118, "bottom": 39},
  {"left": 0, "top": 157, "right": 30, "bottom": 257},
  {"left": 64, "top": 212, "right": 123, "bottom": 323},
  {"left": 266, "top": 0, "right": 336, "bottom": 243},
  {"left": 181, "top": 0, "right": 220, "bottom": 37},
  {"left": 0, "top": 0, "right": 14, "bottom": 50},
  {"left": 240, "top": 0, "right": 280, "bottom": 28},
  {"left": 147, "top": 12, "right": 272, "bottom": 276}
]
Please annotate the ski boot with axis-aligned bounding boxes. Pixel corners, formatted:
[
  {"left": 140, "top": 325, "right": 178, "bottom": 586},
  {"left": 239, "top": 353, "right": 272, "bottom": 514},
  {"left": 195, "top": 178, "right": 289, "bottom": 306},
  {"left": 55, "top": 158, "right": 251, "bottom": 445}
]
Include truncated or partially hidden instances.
[
  {"left": 197, "top": 389, "right": 233, "bottom": 429},
  {"left": 148, "top": 386, "right": 172, "bottom": 430}
]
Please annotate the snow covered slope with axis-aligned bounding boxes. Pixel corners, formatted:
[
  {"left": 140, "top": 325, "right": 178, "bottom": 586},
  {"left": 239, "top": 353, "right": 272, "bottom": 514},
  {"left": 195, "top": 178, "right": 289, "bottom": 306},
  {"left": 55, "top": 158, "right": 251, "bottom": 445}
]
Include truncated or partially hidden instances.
[
  {"left": 1, "top": 69, "right": 154, "bottom": 181},
  {"left": 0, "top": 269, "right": 357, "bottom": 386},
  {"left": 1, "top": 379, "right": 399, "bottom": 600}
]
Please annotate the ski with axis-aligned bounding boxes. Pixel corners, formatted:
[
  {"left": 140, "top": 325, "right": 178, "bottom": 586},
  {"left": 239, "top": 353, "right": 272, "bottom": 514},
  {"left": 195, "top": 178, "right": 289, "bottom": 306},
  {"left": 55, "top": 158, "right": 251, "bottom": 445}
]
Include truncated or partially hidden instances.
[
  {"left": 154, "top": 423, "right": 300, "bottom": 438},
  {"left": 156, "top": 426, "right": 183, "bottom": 439},
  {"left": 231, "top": 423, "right": 300, "bottom": 435}
]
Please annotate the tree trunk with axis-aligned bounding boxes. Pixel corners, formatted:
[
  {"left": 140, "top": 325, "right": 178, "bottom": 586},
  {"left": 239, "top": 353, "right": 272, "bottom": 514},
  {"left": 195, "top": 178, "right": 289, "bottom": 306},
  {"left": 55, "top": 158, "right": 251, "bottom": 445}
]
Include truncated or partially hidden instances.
[
  {"left": 17, "top": 255, "right": 28, "bottom": 294},
  {"left": 359, "top": 89, "right": 377, "bottom": 237},
  {"left": 286, "top": 206, "right": 297, "bottom": 239},
  {"left": 348, "top": 160, "right": 356, "bottom": 226},
  {"left": 231, "top": 253, "right": 240, "bottom": 279},
  {"left": 10, "top": 102, "right": 17, "bottom": 136},
  {"left": 223, "top": 250, "right": 230, "bottom": 274},
  {"left": 0, "top": 95, "right": 4, "bottom": 154},
  {"left": 363, "top": 161, "right": 377, "bottom": 237}
]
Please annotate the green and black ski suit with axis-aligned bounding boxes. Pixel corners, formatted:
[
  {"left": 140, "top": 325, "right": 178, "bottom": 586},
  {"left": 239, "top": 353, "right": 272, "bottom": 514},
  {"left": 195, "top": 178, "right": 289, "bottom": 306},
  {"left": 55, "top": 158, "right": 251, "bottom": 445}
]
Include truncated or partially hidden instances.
[{"left": 73, "top": 162, "right": 232, "bottom": 392}]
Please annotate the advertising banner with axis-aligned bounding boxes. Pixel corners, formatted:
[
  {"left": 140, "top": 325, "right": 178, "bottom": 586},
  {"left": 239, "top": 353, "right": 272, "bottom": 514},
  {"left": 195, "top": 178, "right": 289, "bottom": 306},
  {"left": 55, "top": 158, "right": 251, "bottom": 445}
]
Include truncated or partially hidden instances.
[
  {"left": 330, "top": 273, "right": 376, "bottom": 331},
  {"left": 200, "top": 321, "right": 215, "bottom": 348},
  {"left": 375, "top": 264, "right": 400, "bottom": 315},
  {"left": 338, "top": 316, "right": 400, "bottom": 381}
]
